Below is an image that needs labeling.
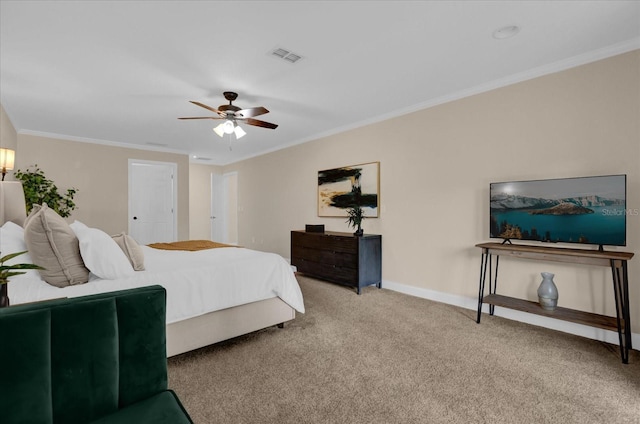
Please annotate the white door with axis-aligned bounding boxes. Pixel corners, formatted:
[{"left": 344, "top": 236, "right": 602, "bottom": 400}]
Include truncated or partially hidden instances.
[
  {"left": 128, "top": 160, "right": 177, "bottom": 244},
  {"left": 210, "top": 172, "right": 238, "bottom": 244},
  {"left": 224, "top": 172, "right": 238, "bottom": 245},
  {"left": 210, "top": 173, "right": 224, "bottom": 241}
]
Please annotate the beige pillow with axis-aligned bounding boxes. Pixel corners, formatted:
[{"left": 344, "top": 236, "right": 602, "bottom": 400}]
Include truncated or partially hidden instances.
[
  {"left": 23, "top": 203, "right": 89, "bottom": 287},
  {"left": 111, "top": 232, "right": 145, "bottom": 271}
]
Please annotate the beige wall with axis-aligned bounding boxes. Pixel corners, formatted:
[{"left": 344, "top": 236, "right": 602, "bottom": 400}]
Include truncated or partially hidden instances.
[
  {"left": 224, "top": 51, "right": 640, "bottom": 328},
  {"left": 0, "top": 104, "right": 18, "bottom": 181},
  {"left": 16, "top": 134, "right": 190, "bottom": 239},
  {"left": 0, "top": 104, "right": 17, "bottom": 151}
]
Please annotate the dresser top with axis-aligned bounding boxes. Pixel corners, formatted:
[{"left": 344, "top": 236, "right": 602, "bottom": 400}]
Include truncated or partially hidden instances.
[{"left": 292, "top": 230, "right": 380, "bottom": 239}]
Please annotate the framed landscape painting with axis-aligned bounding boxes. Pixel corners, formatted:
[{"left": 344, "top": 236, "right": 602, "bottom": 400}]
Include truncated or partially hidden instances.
[{"left": 318, "top": 162, "right": 379, "bottom": 217}]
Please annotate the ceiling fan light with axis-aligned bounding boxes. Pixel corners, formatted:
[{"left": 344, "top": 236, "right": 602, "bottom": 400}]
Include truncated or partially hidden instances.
[
  {"left": 223, "top": 120, "right": 235, "bottom": 134},
  {"left": 234, "top": 125, "right": 246, "bottom": 139},
  {"left": 213, "top": 123, "right": 225, "bottom": 137}
]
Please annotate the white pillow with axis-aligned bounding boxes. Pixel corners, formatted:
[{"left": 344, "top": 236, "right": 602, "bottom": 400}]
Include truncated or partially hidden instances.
[
  {"left": 1, "top": 221, "right": 25, "bottom": 238},
  {"left": 72, "top": 225, "right": 135, "bottom": 280},
  {"left": 0, "top": 221, "right": 32, "bottom": 265},
  {"left": 69, "top": 220, "right": 89, "bottom": 233}
]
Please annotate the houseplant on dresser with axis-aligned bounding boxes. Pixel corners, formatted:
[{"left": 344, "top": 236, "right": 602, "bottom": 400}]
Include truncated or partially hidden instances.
[
  {"left": 345, "top": 182, "right": 366, "bottom": 236},
  {"left": 0, "top": 251, "right": 43, "bottom": 307},
  {"left": 346, "top": 205, "right": 365, "bottom": 236}
]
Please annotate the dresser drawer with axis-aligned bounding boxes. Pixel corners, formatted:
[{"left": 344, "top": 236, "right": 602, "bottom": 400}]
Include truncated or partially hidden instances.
[
  {"left": 294, "top": 259, "right": 358, "bottom": 285},
  {"left": 291, "top": 231, "right": 357, "bottom": 254},
  {"left": 291, "top": 245, "right": 357, "bottom": 268}
]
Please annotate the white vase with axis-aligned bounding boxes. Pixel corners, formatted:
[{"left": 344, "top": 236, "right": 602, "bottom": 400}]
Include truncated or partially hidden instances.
[{"left": 537, "top": 272, "right": 558, "bottom": 310}]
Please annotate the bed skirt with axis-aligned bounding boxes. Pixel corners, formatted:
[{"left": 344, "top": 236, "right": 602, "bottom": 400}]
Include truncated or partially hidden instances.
[{"left": 166, "top": 296, "right": 295, "bottom": 357}]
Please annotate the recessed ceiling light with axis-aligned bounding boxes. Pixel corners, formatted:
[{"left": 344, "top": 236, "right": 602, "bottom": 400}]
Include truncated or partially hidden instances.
[{"left": 493, "top": 25, "right": 520, "bottom": 40}]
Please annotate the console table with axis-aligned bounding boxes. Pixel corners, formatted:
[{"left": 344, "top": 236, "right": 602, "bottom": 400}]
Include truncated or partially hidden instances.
[
  {"left": 291, "top": 230, "right": 381, "bottom": 294},
  {"left": 475, "top": 242, "right": 634, "bottom": 363}
]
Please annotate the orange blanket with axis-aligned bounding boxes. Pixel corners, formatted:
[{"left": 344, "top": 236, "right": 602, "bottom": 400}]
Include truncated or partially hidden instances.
[{"left": 148, "top": 240, "right": 236, "bottom": 251}]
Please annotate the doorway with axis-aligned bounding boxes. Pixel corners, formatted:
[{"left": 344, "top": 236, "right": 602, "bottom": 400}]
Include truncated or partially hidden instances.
[
  {"left": 128, "top": 159, "right": 177, "bottom": 244},
  {"left": 210, "top": 171, "right": 238, "bottom": 244}
]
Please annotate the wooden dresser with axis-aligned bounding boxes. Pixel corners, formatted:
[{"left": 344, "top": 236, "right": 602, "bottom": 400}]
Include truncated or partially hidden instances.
[{"left": 291, "top": 230, "right": 381, "bottom": 294}]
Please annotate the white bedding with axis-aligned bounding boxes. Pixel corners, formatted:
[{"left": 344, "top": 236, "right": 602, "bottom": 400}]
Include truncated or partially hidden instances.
[{"left": 9, "top": 245, "right": 305, "bottom": 324}]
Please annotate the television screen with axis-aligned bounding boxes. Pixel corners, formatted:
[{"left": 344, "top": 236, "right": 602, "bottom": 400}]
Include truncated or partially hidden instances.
[{"left": 490, "top": 175, "right": 626, "bottom": 247}]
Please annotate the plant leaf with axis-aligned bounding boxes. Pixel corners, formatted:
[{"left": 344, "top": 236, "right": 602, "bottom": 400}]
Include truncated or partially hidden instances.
[
  {"left": 1, "top": 263, "right": 44, "bottom": 271},
  {"left": 4, "top": 271, "right": 27, "bottom": 278},
  {"left": 0, "top": 251, "right": 29, "bottom": 263}
]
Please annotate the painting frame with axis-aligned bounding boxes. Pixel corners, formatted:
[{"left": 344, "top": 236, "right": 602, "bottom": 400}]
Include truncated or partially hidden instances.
[{"left": 318, "top": 161, "right": 380, "bottom": 218}]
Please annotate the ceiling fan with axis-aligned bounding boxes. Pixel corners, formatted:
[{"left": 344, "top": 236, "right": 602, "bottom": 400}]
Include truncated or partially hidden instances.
[{"left": 179, "top": 91, "right": 277, "bottom": 139}]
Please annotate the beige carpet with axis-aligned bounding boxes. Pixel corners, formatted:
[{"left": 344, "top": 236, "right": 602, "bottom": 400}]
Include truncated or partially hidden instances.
[{"left": 168, "top": 275, "right": 640, "bottom": 423}]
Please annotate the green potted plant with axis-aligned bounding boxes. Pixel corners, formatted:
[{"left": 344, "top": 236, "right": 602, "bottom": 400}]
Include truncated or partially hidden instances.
[
  {"left": 346, "top": 205, "right": 365, "bottom": 236},
  {"left": 0, "top": 251, "right": 44, "bottom": 307},
  {"left": 13, "top": 165, "right": 78, "bottom": 218},
  {"left": 345, "top": 178, "right": 365, "bottom": 236}
]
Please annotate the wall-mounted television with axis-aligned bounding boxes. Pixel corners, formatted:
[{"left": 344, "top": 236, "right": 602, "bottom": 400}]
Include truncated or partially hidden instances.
[{"left": 490, "top": 175, "right": 627, "bottom": 248}]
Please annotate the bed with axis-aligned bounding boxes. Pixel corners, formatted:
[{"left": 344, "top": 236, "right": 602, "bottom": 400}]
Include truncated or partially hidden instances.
[{"left": 0, "top": 181, "right": 304, "bottom": 357}]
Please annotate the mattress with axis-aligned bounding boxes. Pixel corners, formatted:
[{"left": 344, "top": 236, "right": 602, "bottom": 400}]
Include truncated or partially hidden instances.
[{"left": 8, "top": 245, "right": 305, "bottom": 324}]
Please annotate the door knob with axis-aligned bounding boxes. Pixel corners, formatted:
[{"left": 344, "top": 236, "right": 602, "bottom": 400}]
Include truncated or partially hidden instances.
[{"left": 133, "top": 217, "right": 138, "bottom": 220}]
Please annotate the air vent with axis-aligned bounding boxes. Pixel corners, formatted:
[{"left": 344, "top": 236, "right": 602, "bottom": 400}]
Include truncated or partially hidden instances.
[
  {"left": 270, "top": 47, "right": 303, "bottom": 64},
  {"left": 283, "top": 53, "right": 301, "bottom": 63}
]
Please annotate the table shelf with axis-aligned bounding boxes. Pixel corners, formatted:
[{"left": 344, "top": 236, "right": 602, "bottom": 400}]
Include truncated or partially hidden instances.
[
  {"left": 475, "top": 242, "right": 634, "bottom": 363},
  {"left": 483, "top": 294, "right": 619, "bottom": 332}
]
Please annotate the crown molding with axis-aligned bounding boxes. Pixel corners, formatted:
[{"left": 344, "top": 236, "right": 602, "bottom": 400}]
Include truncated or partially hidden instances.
[{"left": 18, "top": 129, "right": 189, "bottom": 156}]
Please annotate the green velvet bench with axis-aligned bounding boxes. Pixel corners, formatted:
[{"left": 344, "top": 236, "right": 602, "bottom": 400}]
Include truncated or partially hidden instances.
[{"left": 0, "top": 285, "right": 193, "bottom": 424}]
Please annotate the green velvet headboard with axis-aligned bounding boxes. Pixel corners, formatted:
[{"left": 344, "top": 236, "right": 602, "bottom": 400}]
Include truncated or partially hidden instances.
[{"left": 0, "top": 285, "right": 168, "bottom": 424}]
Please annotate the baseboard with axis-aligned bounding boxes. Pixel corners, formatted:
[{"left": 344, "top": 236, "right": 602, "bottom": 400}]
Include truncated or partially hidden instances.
[{"left": 382, "top": 279, "right": 639, "bottom": 351}]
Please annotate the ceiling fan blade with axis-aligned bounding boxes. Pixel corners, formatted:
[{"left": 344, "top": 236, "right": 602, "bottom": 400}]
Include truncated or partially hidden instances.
[
  {"left": 237, "top": 106, "right": 269, "bottom": 118},
  {"left": 190, "top": 101, "right": 224, "bottom": 115},
  {"left": 178, "top": 116, "right": 222, "bottom": 120},
  {"left": 245, "top": 118, "right": 278, "bottom": 129}
]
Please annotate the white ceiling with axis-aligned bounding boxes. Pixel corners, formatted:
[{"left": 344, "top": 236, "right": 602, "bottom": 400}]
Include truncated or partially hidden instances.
[{"left": 1, "top": 1, "right": 639, "bottom": 165}]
